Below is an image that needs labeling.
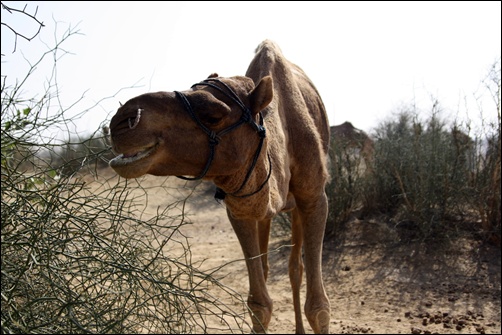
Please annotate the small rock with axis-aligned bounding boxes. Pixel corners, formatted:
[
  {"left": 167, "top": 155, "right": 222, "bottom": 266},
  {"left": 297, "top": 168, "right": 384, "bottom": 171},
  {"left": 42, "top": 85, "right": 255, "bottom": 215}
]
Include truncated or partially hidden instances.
[{"left": 458, "top": 319, "right": 468, "bottom": 326}]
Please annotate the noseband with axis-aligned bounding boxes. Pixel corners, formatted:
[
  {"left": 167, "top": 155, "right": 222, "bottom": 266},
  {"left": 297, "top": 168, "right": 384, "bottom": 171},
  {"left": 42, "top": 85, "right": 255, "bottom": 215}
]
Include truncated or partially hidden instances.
[{"left": 174, "top": 78, "right": 272, "bottom": 200}]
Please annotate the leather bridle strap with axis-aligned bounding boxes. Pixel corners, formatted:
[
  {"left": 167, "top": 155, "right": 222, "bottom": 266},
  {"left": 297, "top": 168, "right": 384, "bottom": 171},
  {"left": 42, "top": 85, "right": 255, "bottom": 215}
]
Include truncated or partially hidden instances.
[
  {"left": 173, "top": 78, "right": 271, "bottom": 199},
  {"left": 174, "top": 90, "right": 219, "bottom": 180}
]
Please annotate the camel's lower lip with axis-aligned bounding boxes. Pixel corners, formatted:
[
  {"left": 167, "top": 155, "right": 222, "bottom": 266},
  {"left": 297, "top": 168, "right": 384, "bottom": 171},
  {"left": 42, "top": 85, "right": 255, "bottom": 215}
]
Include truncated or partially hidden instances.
[{"left": 109, "top": 144, "right": 158, "bottom": 167}]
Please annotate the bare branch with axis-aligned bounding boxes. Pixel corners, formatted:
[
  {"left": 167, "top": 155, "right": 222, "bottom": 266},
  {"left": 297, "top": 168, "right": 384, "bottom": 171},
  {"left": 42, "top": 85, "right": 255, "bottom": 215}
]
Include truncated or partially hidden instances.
[{"left": 1, "top": 1, "right": 45, "bottom": 53}]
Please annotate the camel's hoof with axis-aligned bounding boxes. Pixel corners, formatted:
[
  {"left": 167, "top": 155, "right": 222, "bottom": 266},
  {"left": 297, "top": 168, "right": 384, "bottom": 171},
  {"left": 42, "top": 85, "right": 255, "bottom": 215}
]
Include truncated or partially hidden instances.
[
  {"left": 251, "top": 310, "right": 269, "bottom": 334},
  {"left": 313, "top": 310, "right": 330, "bottom": 334}
]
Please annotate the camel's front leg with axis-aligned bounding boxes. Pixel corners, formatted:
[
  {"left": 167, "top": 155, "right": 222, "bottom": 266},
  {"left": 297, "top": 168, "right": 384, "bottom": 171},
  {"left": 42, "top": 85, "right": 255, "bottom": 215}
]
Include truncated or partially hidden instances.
[{"left": 227, "top": 211, "right": 272, "bottom": 333}]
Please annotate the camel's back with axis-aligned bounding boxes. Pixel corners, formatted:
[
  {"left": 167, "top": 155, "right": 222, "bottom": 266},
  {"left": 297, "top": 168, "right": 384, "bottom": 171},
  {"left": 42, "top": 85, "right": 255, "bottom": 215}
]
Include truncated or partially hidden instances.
[
  {"left": 246, "top": 40, "right": 330, "bottom": 201},
  {"left": 246, "top": 40, "right": 329, "bottom": 154}
]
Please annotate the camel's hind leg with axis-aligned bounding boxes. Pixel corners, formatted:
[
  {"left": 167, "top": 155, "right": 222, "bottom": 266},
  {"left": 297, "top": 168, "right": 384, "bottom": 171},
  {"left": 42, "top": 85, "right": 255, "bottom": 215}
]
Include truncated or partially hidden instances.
[
  {"left": 296, "top": 191, "right": 330, "bottom": 334},
  {"left": 258, "top": 218, "right": 271, "bottom": 282},
  {"left": 289, "top": 208, "right": 306, "bottom": 334}
]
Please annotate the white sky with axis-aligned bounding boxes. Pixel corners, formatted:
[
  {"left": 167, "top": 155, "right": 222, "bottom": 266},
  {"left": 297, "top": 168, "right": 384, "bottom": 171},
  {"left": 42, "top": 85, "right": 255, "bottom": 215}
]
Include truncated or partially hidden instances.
[{"left": 2, "top": 1, "right": 501, "bottom": 137}]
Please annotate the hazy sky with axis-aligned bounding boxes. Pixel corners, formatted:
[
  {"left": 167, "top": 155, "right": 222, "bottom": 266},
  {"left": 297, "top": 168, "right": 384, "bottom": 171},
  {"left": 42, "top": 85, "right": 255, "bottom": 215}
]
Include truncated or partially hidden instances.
[{"left": 2, "top": 1, "right": 501, "bottom": 137}]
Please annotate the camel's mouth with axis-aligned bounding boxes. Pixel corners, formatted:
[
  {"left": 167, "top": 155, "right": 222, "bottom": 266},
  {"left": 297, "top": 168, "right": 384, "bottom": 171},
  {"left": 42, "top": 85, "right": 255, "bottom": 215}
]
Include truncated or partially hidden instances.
[{"left": 109, "top": 143, "right": 158, "bottom": 168}]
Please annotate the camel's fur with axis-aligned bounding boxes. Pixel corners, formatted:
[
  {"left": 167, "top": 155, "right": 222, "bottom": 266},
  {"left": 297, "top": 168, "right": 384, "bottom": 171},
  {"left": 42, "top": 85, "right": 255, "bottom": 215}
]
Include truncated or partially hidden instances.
[{"left": 109, "top": 40, "right": 331, "bottom": 333}]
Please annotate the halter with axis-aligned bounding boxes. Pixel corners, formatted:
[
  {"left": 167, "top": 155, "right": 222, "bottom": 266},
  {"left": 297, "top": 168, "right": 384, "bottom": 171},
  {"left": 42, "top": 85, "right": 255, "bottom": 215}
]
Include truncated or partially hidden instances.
[{"left": 174, "top": 78, "right": 272, "bottom": 200}]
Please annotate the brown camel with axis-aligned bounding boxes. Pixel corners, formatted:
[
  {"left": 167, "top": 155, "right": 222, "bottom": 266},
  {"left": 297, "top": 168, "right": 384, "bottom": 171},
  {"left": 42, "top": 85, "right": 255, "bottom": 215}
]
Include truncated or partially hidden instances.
[
  {"left": 108, "top": 40, "right": 331, "bottom": 334},
  {"left": 330, "top": 121, "right": 374, "bottom": 167}
]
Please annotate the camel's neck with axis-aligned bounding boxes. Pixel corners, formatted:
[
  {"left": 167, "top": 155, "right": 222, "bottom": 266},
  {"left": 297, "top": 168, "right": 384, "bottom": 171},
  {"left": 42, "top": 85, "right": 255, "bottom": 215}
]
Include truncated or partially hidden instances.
[
  {"left": 213, "top": 150, "right": 273, "bottom": 220},
  {"left": 212, "top": 142, "right": 270, "bottom": 201}
]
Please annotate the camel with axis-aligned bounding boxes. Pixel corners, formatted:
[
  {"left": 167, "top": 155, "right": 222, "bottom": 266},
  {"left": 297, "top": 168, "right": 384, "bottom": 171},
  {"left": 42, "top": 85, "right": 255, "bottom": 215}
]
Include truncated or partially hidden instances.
[
  {"left": 108, "top": 40, "right": 331, "bottom": 334},
  {"left": 330, "top": 121, "right": 374, "bottom": 171}
]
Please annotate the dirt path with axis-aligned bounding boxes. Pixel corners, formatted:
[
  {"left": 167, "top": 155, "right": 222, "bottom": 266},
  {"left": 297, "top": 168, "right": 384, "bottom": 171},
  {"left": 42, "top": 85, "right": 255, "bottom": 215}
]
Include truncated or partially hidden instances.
[{"left": 91, "top": 172, "right": 501, "bottom": 334}]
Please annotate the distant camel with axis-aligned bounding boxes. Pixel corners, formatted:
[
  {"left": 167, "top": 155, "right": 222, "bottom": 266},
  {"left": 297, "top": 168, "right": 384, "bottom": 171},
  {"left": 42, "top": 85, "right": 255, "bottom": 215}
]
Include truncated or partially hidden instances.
[
  {"left": 108, "top": 40, "right": 330, "bottom": 333},
  {"left": 330, "top": 121, "right": 374, "bottom": 170}
]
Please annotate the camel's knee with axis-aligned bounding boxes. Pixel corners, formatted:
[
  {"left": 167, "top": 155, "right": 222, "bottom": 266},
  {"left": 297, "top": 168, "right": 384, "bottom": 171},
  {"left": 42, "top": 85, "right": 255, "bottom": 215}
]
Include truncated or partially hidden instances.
[{"left": 248, "top": 298, "right": 273, "bottom": 333}]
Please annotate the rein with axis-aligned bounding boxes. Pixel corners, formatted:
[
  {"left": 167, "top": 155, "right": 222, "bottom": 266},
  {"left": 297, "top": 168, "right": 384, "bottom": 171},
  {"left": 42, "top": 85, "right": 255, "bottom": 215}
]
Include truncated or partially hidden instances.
[{"left": 174, "top": 78, "right": 271, "bottom": 200}]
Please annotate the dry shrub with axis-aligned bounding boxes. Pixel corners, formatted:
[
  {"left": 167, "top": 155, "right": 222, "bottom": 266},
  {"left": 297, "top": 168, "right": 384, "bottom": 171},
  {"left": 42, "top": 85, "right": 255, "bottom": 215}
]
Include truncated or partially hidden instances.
[
  {"left": 1, "top": 162, "right": 251, "bottom": 333},
  {"left": 1, "top": 8, "right": 251, "bottom": 332}
]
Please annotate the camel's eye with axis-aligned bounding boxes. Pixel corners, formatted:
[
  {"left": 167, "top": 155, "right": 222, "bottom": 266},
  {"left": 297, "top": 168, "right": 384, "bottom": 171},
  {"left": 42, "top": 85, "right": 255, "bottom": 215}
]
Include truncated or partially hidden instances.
[{"left": 203, "top": 115, "right": 222, "bottom": 125}]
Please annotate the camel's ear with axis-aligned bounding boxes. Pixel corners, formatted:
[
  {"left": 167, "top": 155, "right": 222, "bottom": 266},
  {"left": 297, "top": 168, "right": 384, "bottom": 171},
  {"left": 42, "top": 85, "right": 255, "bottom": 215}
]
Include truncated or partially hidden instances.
[
  {"left": 249, "top": 76, "right": 273, "bottom": 116},
  {"left": 207, "top": 73, "right": 219, "bottom": 78}
]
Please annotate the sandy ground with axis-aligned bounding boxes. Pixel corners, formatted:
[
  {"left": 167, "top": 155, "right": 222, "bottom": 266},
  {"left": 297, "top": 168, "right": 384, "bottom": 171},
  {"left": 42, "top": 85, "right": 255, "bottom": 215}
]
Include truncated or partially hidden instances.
[{"left": 90, "top": 171, "right": 501, "bottom": 334}]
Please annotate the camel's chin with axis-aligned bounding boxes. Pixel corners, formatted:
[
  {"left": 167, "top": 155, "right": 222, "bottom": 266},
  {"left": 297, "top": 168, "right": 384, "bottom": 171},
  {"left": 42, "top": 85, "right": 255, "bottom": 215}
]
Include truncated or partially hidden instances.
[
  {"left": 109, "top": 144, "right": 158, "bottom": 172},
  {"left": 111, "top": 166, "right": 148, "bottom": 179}
]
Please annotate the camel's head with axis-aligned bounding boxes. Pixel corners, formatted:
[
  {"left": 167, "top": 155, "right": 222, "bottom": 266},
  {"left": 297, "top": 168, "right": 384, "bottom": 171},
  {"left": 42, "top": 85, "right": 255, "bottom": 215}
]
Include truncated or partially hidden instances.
[{"left": 109, "top": 75, "right": 273, "bottom": 179}]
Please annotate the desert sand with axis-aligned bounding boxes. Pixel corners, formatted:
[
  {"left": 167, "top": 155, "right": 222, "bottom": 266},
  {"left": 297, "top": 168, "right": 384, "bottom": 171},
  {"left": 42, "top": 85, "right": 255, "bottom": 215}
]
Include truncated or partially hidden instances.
[{"left": 91, "top": 171, "right": 501, "bottom": 334}]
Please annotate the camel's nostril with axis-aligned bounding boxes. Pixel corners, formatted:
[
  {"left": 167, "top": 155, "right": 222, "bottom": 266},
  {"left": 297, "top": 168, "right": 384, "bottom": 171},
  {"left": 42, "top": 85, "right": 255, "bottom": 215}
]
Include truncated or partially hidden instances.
[{"left": 128, "top": 108, "right": 143, "bottom": 129}]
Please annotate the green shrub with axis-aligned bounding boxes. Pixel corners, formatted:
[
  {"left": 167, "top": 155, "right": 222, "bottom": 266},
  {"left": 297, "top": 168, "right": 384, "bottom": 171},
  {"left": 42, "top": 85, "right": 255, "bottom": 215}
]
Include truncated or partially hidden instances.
[
  {"left": 325, "top": 129, "right": 375, "bottom": 235},
  {"left": 369, "top": 101, "right": 500, "bottom": 242}
]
